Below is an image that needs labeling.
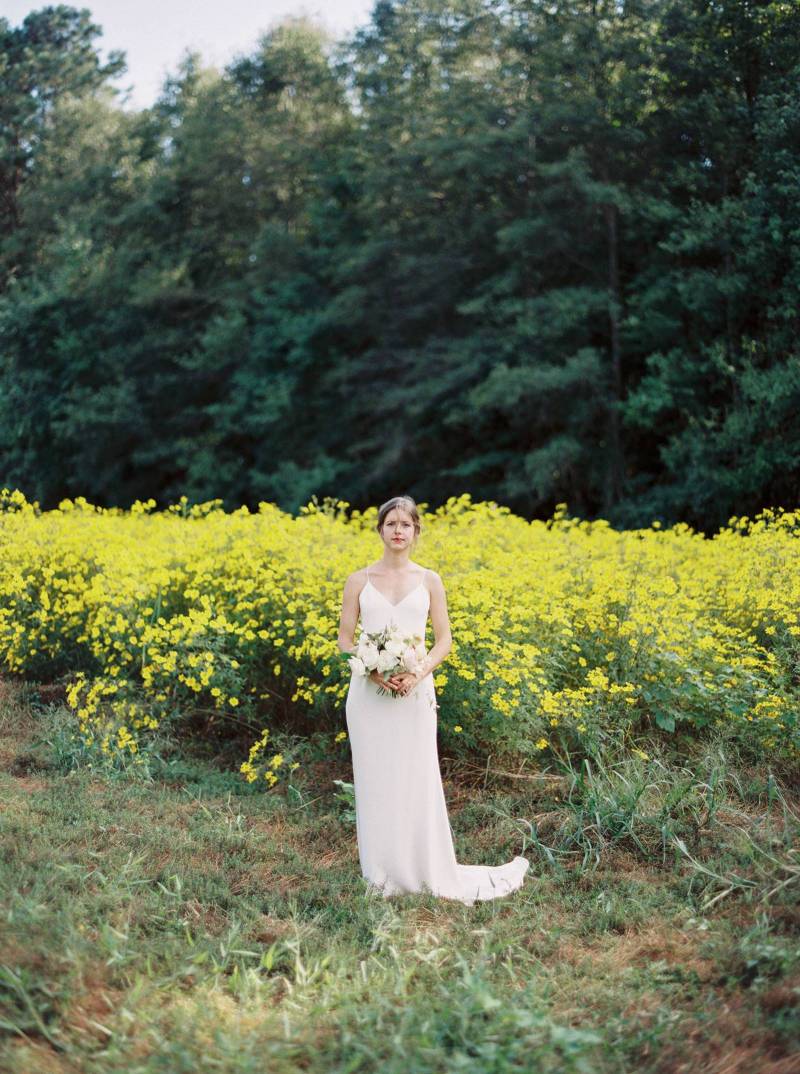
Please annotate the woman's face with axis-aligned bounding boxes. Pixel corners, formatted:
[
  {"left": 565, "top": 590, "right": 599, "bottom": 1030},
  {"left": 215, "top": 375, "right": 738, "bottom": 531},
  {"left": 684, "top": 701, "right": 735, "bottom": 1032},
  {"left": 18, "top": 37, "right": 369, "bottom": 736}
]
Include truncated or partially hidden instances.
[{"left": 381, "top": 508, "right": 416, "bottom": 551}]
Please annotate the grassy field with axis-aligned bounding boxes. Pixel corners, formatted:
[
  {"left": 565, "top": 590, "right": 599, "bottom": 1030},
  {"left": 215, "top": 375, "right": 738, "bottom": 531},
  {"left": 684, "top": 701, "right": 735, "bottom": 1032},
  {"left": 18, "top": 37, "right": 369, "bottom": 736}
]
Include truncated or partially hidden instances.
[{"left": 1, "top": 677, "right": 799, "bottom": 1074}]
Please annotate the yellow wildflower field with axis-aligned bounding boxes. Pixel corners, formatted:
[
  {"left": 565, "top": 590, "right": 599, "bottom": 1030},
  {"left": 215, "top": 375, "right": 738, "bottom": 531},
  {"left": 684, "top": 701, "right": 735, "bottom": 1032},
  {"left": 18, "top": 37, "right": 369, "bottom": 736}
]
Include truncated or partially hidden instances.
[{"left": 0, "top": 488, "right": 797, "bottom": 785}]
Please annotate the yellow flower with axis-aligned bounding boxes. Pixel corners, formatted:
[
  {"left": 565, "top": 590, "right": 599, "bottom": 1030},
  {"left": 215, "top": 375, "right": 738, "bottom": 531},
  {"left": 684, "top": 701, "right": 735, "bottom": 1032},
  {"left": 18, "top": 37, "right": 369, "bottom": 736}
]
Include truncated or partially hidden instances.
[
  {"left": 453, "top": 725, "right": 463, "bottom": 733},
  {"left": 2, "top": 489, "right": 795, "bottom": 777}
]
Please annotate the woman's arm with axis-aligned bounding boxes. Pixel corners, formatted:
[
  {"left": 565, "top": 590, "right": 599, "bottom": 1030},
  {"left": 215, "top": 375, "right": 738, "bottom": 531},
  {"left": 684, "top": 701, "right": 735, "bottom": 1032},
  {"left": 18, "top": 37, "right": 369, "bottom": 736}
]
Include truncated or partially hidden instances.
[
  {"left": 416, "top": 569, "right": 452, "bottom": 678},
  {"left": 337, "top": 571, "right": 363, "bottom": 654}
]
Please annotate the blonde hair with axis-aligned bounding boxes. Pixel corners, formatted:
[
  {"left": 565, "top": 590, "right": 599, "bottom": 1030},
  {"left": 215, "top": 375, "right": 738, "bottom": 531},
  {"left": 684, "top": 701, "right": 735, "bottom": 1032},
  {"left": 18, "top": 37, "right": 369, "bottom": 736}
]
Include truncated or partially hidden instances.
[{"left": 376, "top": 495, "right": 421, "bottom": 543}]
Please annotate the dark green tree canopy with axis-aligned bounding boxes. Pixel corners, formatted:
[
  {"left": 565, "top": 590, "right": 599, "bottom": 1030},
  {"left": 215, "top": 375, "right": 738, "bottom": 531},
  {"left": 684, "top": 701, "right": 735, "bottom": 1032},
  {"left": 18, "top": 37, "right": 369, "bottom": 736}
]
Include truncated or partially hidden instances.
[{"left": 0, "top": 0, "right": 798, "bottom": 529}]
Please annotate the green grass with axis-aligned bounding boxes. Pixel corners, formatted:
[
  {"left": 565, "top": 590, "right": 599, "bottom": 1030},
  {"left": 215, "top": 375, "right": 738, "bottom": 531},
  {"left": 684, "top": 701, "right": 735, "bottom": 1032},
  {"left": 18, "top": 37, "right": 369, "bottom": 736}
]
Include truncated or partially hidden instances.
[{"left": 1, "top": 678, "right": 798, "bottom": 1073}]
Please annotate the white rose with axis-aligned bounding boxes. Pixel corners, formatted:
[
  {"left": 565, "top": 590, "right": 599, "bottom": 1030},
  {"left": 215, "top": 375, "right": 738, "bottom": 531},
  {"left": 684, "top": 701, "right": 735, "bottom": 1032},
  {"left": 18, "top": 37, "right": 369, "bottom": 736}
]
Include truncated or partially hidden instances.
[
  {"left": 384, "top": 636, "right": 405, "bottom": 657},
  {"left": 377, "top": 648, "right": 397, "bottom": 673},
  {"left": 349, "top": 655, "right": 367, "bottom": 676},
  {"left": 401, "top": 646, "right": 420, "bottom": 672},
  {"left": 359, "top": 641, "right": 380, "bottom": 670}
]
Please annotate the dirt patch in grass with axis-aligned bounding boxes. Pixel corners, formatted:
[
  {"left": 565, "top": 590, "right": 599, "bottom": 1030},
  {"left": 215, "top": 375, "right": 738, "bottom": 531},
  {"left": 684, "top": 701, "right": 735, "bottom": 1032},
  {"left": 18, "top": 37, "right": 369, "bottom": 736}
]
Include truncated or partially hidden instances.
[
  {"left": 401, "top": 904, "right": 456, "bottom": 927},
  {"left": 184, "top": 849, "right": 226, "bottom": 871},
  {"left": 251, "top": 912, "right": 299, "bottom": 945},
  {"left": 247, "top": 812, "right": 303, "bottom": 843},
  {"left": 9, "top": 775, "right": 49, "bottom": 794},
  {"left": 610, "top": 924, "right": 717, "bottom": 982},
  {"left": 178, "top": 897, "right": 230, "bottom": 935},
  {"left": 290, "top": 820, "right": 356, "bottom": 867},
  {"left": 554, "top": 920, "right": 717, "bottom": 983},
  {"left": 0, "top": 940, "right": 50, "bottom": 977},
  {"left": 313, "top": 845, "right": 352, "bottom": 870},
  {"left": 652, "top": 991, "right": 797, "bottom": 1073},
  {"left": 244, "top": 812, "right": 355, "bottom": 871},
  {"left": 757, "top": 978, "right": 800, "bottom": 1015},
  {"left": 61, "top": 961, "right": 125, "bottom": 1049},
  {"left": 0, "top": 942, "right": 81, "bottom": 1072},
  {"left": 3, "top": 1039, "right": 79, "bottom": 1074},
  {"left": 765, "top": 904, "right": 800, "bottom": 935},
  {"left": 601, "top": 846, "right": 677, "bottom": 879},
  {"left": 549, "top": 920, "right": 799, "bottom": 1069},
  {"left": 232, "top": 857, "right": 318, "bottom": 896}
]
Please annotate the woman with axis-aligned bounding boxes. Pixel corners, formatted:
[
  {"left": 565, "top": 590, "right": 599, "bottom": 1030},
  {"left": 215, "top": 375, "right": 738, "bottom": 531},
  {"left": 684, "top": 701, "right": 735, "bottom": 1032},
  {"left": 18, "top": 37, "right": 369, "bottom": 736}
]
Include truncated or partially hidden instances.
[{"left": 337, "top": 494, "right": 530, "bottom": 905}]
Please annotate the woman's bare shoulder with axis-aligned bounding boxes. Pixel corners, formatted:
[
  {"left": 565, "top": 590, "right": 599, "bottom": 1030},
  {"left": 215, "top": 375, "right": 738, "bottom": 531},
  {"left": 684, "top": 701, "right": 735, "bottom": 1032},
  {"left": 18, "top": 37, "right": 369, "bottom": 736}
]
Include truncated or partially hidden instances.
[
  {"left": 345, "top": 567, "right": 370, "bottom": 588},
  {"left": 422, "top": 567, "right": 445, "bottom": 589}
]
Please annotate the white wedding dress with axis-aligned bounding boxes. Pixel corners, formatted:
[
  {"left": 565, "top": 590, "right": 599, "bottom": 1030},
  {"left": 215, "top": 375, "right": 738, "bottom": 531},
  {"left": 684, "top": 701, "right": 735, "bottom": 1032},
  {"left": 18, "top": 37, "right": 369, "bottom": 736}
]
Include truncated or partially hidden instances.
[{"left": 345, "top": 566, "right": 530, "bottom": 905}]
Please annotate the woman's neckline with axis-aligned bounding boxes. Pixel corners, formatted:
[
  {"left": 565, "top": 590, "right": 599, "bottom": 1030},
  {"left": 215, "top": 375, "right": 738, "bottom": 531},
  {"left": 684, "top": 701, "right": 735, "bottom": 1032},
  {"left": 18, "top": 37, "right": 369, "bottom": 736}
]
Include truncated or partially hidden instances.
[{"left": 366, "top": 566, "right": 427, "bottom": 607}]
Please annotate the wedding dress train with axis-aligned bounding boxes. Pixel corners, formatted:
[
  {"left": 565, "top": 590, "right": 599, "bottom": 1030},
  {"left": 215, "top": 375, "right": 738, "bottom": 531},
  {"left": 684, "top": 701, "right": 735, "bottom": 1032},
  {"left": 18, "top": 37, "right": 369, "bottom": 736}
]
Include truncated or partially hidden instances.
[{"left": 345, "top": 567, "right": 530, "bottom": 906}]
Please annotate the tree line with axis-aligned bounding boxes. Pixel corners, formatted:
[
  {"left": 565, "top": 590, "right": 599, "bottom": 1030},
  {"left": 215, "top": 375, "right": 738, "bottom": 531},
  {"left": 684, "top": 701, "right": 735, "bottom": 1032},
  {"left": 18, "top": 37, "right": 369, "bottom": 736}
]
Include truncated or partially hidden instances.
[{"left": 1, "top": 0, "right": 798, "bottom": 530}]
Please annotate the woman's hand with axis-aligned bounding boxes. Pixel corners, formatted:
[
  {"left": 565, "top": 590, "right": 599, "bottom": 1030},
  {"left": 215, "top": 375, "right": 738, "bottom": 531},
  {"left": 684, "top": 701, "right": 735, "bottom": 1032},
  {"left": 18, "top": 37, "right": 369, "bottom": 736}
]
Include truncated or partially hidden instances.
[
  {"left": 369, "top": 669, "right": 400, "bottom": 692},
  {"left": 386, "top": 670, "right": 421, "bottom": 696}
]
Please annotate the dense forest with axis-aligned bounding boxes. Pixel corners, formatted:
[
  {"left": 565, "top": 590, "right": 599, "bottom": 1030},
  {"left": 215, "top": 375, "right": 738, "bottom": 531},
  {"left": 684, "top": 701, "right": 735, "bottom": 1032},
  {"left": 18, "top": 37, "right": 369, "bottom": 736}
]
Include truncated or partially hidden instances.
[{"left": 0, "top": 0, "right": 798, "bottom": 529}]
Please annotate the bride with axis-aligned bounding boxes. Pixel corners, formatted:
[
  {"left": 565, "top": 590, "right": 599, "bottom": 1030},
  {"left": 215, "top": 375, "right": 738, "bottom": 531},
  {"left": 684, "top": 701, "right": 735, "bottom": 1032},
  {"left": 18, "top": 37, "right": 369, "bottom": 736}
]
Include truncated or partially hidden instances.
[{"left": 337, "top": 494, "right": 530, "bottom": 905}]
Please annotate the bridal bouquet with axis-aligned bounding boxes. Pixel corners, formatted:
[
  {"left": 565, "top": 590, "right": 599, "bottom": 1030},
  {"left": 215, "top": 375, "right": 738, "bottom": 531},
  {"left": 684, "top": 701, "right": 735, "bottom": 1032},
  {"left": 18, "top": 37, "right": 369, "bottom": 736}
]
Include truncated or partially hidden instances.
[{"left": 347, "top": 623, "right": 427, "bottom": 698}]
